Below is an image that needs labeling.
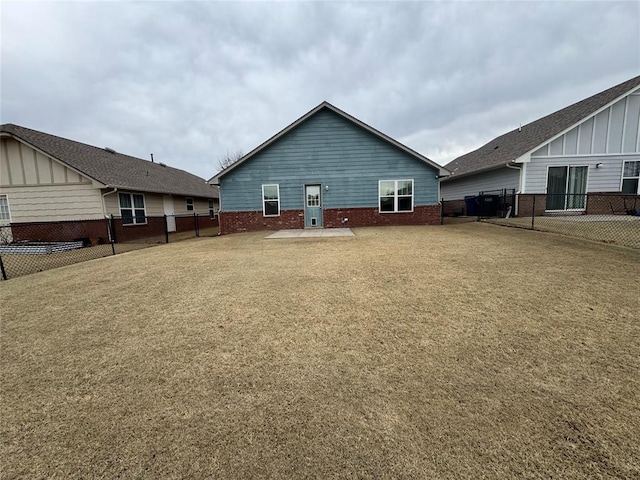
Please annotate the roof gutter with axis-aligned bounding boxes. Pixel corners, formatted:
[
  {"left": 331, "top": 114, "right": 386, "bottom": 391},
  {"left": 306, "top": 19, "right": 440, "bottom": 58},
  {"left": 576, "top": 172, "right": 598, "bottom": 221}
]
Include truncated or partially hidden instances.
[{"left": 441, "top": 162, "right": 514, "bottom": 182}]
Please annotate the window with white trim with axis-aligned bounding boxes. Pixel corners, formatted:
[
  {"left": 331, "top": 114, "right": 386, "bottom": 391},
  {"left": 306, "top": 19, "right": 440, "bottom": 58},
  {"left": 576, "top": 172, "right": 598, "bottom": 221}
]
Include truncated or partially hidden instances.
[
  {"left": 379, "top": 179, "right": 413, "bottom": 213},
  {"left": 208, "top": 199, "right": 216, "bottom": 218},
  {"left": 262, "top": 184, "right": 280, "bottom": 217},
  {"left": 119, "top": 193, "right": 147, "bottom": 225},
  {"left": 0, "top": 195, "right": 10, "bottom": 221},
  {"left": 622, "top": 160, "right": 640, "bottom": 194},
  {"left": 186, "top": 197, "right": 194, "bottom": 211}
]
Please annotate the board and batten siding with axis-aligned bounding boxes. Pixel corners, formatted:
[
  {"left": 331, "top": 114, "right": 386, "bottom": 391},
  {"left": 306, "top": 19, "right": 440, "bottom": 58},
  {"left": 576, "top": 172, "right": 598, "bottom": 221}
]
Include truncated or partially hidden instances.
[
  {"left": 531, "top": 91, "right": 640, "bottom": 158},
  {"left": 524, "top": 155, "right": 639, "bottom": 193},
  {"left": 0, "top": 138, "right": 104, "bottom": 222},
  {"left": 220, "top": 109, "right": 439, "bottom": 212},
  {"left": 523, "top": 91, "right": 640, "bottom": 193},
  {"left": 441, "top": 167, "right": 520, "bottom": 200}
]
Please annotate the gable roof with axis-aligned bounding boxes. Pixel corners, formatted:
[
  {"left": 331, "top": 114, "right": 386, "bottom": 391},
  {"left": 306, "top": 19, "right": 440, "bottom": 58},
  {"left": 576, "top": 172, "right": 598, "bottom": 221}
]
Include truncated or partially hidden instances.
[
  {"left": 209, "top": 101, "right": 449, "bottom": 183},
  {"left": 444, "top": 75, "right": 640, "bottom": 180},
  {"left": 1, "top": 124, "right": 218, "bottom": 198}
]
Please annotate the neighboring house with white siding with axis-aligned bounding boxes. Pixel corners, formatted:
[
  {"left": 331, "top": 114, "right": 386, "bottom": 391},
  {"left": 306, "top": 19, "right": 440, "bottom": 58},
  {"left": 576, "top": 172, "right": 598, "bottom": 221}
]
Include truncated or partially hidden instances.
[
  {"left": 0, "top": 124, "right": 219, "bottom": 243},
  {"left": 441, "top": 75, "right": 640, "bottom": 214}
]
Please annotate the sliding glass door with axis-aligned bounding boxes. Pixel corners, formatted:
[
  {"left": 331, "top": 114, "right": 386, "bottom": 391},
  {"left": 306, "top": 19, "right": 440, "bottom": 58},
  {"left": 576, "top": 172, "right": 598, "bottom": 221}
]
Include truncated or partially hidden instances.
[{"left": 546, "top": 166, "right": 588, "bottom": 211}]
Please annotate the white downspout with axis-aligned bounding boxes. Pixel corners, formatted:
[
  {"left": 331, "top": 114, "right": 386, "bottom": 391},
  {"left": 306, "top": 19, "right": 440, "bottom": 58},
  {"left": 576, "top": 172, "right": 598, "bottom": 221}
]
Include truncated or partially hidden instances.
[
  {"left": 101, "top": 188, "right": 118, "bottom": 218},
  {"left": 101, "top": 188, "right": 118, "bottom": 242},
  {"left": 505, "top": 163, "right": 522, "bottom": 216}
]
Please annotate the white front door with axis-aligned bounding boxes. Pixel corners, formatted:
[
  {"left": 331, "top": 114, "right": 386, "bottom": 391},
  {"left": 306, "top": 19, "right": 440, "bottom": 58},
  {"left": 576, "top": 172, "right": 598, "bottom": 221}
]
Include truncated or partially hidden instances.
[{"left": 163, "top": 195, "right": 176, "bottom": 232}]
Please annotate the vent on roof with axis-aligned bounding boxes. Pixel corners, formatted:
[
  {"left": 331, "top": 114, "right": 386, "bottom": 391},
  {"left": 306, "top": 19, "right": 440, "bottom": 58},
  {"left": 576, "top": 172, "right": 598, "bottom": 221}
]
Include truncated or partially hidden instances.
[
  {"left": 159, "top": 162, "right": 167, "bottom": 167},
  {"left": 104, "top": 147, "right": 116, "bottom": 154}
]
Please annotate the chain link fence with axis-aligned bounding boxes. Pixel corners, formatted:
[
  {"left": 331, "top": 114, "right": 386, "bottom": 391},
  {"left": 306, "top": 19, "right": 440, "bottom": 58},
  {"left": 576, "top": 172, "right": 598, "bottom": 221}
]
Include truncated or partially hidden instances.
[
  {"left": 0, "top": 213, "right": 218, "bottom": 280},
  {"left": 442, "top": 192, "right": 640, "bottom": 249}
]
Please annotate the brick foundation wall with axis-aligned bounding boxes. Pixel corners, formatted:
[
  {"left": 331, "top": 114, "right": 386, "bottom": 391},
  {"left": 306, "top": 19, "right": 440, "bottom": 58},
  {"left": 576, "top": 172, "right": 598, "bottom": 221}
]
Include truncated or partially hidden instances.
[
  {"left": 516, "top": 193, "right": 640, "bottom": 216},
  {"left": 197, "top": 215, "right": 219, "bottom": 230},
  {"left": 10, "top": 219, "right": 111, "bottom": 245},
  {"left": 175, "top": 215, "right": 198, "bottom": 233},
  {"left": 323, "top": 205, "right": 441, "bottom": 228},
  {"left": 442, "top": 199, "right": 467, "bottom": 216},
  {"left": 517, "top": 194, "right": 547, "bottom": 217},
  {"left": 220, "top": 210, "right": 305, "bottom": 234},
  {"left": 586, "top": 193, "right": 640, "bottom": 215},
  {"left": 219, "top": 205, "right": 442, "bottom": 234},
  {"left": 113, "top": 217, "right": 166, "bottom": 242}
]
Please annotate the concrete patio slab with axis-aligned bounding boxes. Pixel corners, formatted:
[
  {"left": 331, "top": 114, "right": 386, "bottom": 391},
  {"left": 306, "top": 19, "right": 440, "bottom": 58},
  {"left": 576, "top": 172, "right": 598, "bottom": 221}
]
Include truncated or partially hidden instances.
[{"left": 265, "top": 228, "right": 355, "bottom": 239}]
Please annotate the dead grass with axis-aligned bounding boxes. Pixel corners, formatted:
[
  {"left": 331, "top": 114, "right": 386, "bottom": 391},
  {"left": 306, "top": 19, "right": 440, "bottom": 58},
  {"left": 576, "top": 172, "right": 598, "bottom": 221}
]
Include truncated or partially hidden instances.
[
  {"left": 484, "top": 215, "right": 640, "bottom": 248},
  {"left": 1, "top": 223, "right": 639, "bottom": 479}
]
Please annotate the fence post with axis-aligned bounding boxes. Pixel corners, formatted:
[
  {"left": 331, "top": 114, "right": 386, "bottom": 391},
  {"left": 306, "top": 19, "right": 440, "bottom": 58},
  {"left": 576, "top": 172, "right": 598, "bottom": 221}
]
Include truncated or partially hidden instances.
[
  {"left": 531, "top": 195, "right": 536, "bottom": 230},
  {"left": 107, "top": 217, "right": 115, "bottom": 255},
  {"left": 110, "top": 215, "right": 117, "bottom": 244},
  {"left": 0, "top": 254, "right": 7, "bottom": 281},
  {"left": 194, "top": 213, "right": 199, "bottom": 237},
  {"left": 164, "top": 215, "right": 169, "bottom": 244}
]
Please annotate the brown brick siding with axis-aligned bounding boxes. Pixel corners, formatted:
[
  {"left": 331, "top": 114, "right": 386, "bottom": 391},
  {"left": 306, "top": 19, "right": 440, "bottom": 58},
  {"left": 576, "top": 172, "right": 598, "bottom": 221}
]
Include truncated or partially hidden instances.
[
  {"left": 323, "top": 206, "right": 441, "bottom": 228},
  {"left": 113, "top": 217, "right": 165, "bottom": 242},
  {"left": 442, "top": 199, "right": 467, "bottom": 216},
  {"left": 196, "top": 215, "right": 219, "bottom": 230},
  {"left": 516, "top": 194, "right": 547, "bottom": 217},
  {"left": 585, "top": 193, "right": 640, "bottom": 215},
  {"left": 220, "top": 210, "right": 305, "bottom": 234},
  {"left": 516, "top": 192, "right": 640, "bottom": 216},
  {"left": 10, "top": 219, "right": 111, "bottom": 245},
  {"left": 174, "top": 214, "right": 218, "bottom": 233},
  {"left": 219, "top": 205, "right": 441, "bottom": 234}
]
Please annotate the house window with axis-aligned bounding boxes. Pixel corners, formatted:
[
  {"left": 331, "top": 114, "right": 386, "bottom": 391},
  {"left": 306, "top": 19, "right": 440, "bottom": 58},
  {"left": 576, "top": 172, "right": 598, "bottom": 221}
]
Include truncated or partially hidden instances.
[
  {"left": 262, "top": 184, "right": 280, "bottom": 217},
  {"left": 546, "top": 166, "right": 588, "bottom": 210},
  {"left": 186, "top": 197, "right": 194, "bottom": 211},
  {"left": 119, "top": 193, "right": 146, "bottom": 225},
  {"left": 208, "top": 199, "right": 216, "bottom": 218},
  {"left": 0, "top": 195, "right": 10, "bottom": 221},
  {"left": 622, "top": 161, "right": 640, "bottom": 194},
  {"left": 379, "top": 180, "right": 413, "bottom": 213}
]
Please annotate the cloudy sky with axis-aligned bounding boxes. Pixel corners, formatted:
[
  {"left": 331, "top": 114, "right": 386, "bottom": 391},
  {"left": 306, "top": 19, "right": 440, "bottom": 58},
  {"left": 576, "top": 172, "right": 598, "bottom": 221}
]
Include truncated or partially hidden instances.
[{"left": 2, "top": 1, "right": 638, "bottom": 179}]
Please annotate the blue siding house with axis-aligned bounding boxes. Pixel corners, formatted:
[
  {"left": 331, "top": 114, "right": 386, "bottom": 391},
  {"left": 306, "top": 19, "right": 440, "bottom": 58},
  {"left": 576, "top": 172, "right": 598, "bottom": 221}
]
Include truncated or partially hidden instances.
[{"left": 209, "top": 102, "right": 448, "bottom": 234}]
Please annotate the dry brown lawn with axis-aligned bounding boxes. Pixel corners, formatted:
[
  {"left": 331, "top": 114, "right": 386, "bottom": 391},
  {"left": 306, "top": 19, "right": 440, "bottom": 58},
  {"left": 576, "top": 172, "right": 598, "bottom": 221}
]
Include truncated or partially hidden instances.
[
  {"left": 1, "top": 223, "right": 639, "bottom": 479},
  {"left": 483, "top": 216, "right": 640, "bottom": 248}
]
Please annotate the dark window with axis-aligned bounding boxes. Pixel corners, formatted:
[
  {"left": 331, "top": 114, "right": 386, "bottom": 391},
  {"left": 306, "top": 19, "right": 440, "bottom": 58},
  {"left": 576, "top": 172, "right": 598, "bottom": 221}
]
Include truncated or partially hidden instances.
[{"left": 119, "top": 193, "right": 146, "bottom": 225}]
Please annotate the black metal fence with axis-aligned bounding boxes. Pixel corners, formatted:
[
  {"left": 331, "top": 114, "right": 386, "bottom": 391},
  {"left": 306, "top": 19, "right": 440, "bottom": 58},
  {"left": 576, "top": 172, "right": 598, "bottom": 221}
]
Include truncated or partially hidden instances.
[
  {"left": 0, "top": 213, "right": 219, "bottom": 280},
  {"left": 442, "top": 193, "right": 640, "bottom": 249}
]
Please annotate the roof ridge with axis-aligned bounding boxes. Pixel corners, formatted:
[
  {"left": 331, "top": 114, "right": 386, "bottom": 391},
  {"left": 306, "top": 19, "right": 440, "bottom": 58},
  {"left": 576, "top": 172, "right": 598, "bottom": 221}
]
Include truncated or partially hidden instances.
[
  {"left": 210, "top": 101, "right": 448, "bottom": 182},
  {"left": 1, "top": 123, "right": 217, "bottom": 198},
  {"left": 444, "top": 75, "right": 640, "bottom": 175},
  {"left": 519, "top": 75, "right": 640, "bottom": 132}
]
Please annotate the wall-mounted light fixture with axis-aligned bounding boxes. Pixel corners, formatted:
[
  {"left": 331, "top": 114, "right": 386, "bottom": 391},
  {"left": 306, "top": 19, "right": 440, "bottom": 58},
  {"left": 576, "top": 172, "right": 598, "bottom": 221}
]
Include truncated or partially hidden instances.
[
  {"left": 596, "top": 163, "right": 604, "bottom": 169},
  {"left": 325, "top": 185, "right": 329, "bottom": 191}
]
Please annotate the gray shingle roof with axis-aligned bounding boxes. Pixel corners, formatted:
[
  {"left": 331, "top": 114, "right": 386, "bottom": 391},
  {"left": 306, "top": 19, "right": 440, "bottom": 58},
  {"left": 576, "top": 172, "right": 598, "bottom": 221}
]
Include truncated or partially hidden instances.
[
  {"left": 444, "top": 75, "right": 640, "bottom": 179},
  {"left": 1, "top": 124, "right": 218, "bottom": 198}
]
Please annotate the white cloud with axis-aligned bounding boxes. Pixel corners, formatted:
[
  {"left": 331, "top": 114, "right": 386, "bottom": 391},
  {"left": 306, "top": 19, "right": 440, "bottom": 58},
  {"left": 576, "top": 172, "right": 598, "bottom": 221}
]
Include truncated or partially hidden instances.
[{"left": 1, "top": 1, "right": 638, "bottom": 178}]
